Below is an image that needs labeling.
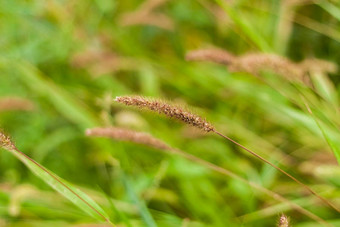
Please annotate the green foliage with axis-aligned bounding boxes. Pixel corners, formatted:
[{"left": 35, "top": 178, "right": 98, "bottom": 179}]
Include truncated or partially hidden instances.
[
  {"left": 0, "top": 144, "right": 110, "bottom": 223},
  {"left": 1, "top": 0, "right": 340, "bottom": 226}
]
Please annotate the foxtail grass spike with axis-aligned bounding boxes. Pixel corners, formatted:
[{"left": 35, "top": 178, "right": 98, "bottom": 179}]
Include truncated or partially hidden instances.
[
  {"left": 0, "top": 97, "right": 34, "bottom": 112},
  {"left": 186, "top": 48, "right": 235, "bottom": 65},
  {"left": 86, "top": 127, "right": 170, "bottom": 150},
  {"left": 0, "top": 131, "right": 16, "bottom": 151},
  {"left": 186, "top": 48, "right": 337, "bottom": 83},
  {"left": 278, "top": 214, "right": 290, "bottom": 227},
  {"left": 115, "top": 96, "right": 214, "bottom": 132}
]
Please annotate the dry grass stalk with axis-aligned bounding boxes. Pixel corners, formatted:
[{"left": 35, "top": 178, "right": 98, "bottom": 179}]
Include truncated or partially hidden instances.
[
  {"left": 86, "top": 127, "right": 170, "bottom": 150},
  {"left": 0, "top": 97, "right": 34, "bottom": 112},
  {"left": 278, "top": 214, "right": 290, "bottom": 227},
  {"left": 119, "top": 0, "right": 174, "bottom": 30},
  {"left": 86, "top": 127, "right": 328, "bottom": 225},
  {"left": 186, "top": 49, "right": 337, "bottom": 82},
  {"left": 115, "top": 96, "right": 214, "bottom": 132},
  {"left": 0, "top": 131, "right": 16, "bottom": 151}
]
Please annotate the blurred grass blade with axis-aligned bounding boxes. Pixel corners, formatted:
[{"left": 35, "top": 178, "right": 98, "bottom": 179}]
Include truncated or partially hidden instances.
[
  {"left": 14, "top": 61, "right": 100, "bottom": 129},
  {"left": 317, "top": 1, "right": 340, "bottom": 22},
  {"left": 121, "top": 171, "right": 157, "bottom": 227},
  {"left": 0, "top": 136, "right": 112, "bottom": 224},
  {"left": 215, "top": 0, "right": 271, "bottom": 52},
  {"left": 294, "top": 14, "right": 340, "bottom": 43},
  {"left": 304, "top": 100, "right": 340, "bottom": 165},
  {"left": 310, "top": 72, "right": 338, "bottom": 106}
]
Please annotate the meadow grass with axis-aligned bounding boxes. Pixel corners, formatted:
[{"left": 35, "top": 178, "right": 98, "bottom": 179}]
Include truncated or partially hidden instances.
[{"left": 1, "top": 0, "right": 340, "bottom": 226}]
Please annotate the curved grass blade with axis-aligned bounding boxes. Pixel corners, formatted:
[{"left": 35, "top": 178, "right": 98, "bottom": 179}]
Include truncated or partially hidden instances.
[
  {"left": 214, "top": 0, "right": 272, "bottom": 52},
  {"left": 0, "top": 132, "right": 112, "bottom": 224},
  {"left": 303, "top": 100, "right": 340, "bottom": 165}
]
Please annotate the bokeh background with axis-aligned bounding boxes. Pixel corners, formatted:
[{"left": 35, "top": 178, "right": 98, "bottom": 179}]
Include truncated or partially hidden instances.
[{"left": 1, "top": 0, "right": 340, "bottom": 226}]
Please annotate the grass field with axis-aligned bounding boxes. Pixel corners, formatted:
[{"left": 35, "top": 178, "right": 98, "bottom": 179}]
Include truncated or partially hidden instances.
[{"left": 1, "top": 0, "right": 340, "bottom": 226}]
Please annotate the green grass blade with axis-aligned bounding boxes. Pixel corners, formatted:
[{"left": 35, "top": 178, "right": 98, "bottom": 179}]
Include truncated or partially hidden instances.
[
  {"left": 310, "top": 72, "right": 338, "bottom": 106},
  {"left": 15, "top": 61, "right": 100, "bottom": 129},
  {"left": 121, "top": 171, "right": 157, "bottom": 227},
  {"left": 317, "top": 0, "right": 340, "bottom": 22},
  {"left": 214, "top": 0, "right": 272, "bottom": 52},
  {"left": 304, "top": 101, "right": 340, "bottom": 165},
  {"left": 0, "top": 138, "right": 112, "bottom": 224}
]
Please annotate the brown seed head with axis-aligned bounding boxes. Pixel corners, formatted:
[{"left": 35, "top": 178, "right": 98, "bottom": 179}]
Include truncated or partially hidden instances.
[
  {"left": 114, "top": 96, "right": 214, "bottom": 132},
  {"left": 0, "top": 97, "right": 34, "bottom": 112},
  {"left": 86, "top": 127, "right": 170, "bottom": 150},
  {"left": 0, "top": 132, "right": 16, "bottom": 151},
  {"left": 186, "top": 48, "right": 337, "bottom": 85},
  {"left": 229, "top": 53, "right": 304, "bottom": 80},
  {"left": 278, "top": 214, "right": 290, "bottom": 227},
  {"left": 186, "top": 49, "right": 236, "bottom": 65},
  {"left": 300, "top": 58, "right": 338, "bottom": 74},
  {"left": 119, "top": 0, "right": 174, "bottom": 31}
]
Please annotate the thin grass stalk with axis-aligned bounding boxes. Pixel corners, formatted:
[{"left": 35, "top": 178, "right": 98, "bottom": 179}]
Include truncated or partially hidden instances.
[
  {"left": 0, "top": 132, "right": 112, "bottom": 225},
  {"left": 169, "top": 147, "right": 329, "bottom": 226},
  {"left": 86, "top": 127, "right": 330, "bottom": 226},
  {"left": 213, "top": 130, "right": 340, "bottom": 214}
]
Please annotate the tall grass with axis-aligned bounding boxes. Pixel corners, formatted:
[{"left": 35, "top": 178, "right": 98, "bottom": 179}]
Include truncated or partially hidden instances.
[{"left": 1, "top": 0, "right": 340, "bottom": 226}]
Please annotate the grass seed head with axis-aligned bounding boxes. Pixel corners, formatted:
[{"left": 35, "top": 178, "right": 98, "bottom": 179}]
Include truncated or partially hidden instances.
[
  {"left": 229, "top": 53, "right": 303, "bottom": 79},
  {"left": 86, "top": 127, "right": 170, "bottom": 150},
  {"left": 186, "top": 48, "right": 235, "bottom": 65},
  {"left": 186, "top": 48, "right": 337, "bottom": 84},
  {"left": 0, "top": 97, "right": 34, "bottom": 112},
  {"left": 278, "top": 214, "right": 290, "bottom": 227},
  {"left": 300, "top": 58, "right": 338, "bottom": 74},
  {"left": 0, "top": 131, "right": 16, "bottom": 151},
  {"left": 114, "top": 96, "right": 214, "bottom": 132}
]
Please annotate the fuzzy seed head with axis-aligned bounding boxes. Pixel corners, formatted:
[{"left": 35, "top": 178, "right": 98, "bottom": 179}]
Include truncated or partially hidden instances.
[
  {"left": 278, "top": 214, "right": 290, "bottom": 227},
  {"left": 186, "top": 48, "right": 337, "bottom": 84},
  {"left": 119, "top": 0, "right": 174, "bottom": 31},
  {"left": 228, "top": 53, "right": 304, "bottom": 81},
  {"left": 186, "top": 49, "right": 235, "bottom": 65},
  {"left": 114, "top": 96, "right": 214, "bottom": 132},
  {"left": 86, "top": 127, "right": 170, "bottom": 150},
  {"left": 0, "top": 132, "right": 16, "bottom": 151},
  {"left": 0, "top": 97, "right": 34, "bottom": 112},
  {"left": 300, "top": 58, "right": 338, "bottom": 74}
]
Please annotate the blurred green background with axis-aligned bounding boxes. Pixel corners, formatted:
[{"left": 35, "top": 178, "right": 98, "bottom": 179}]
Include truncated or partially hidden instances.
[{"left": 1, "top": 0, "right": 340, "bottom": 226}]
